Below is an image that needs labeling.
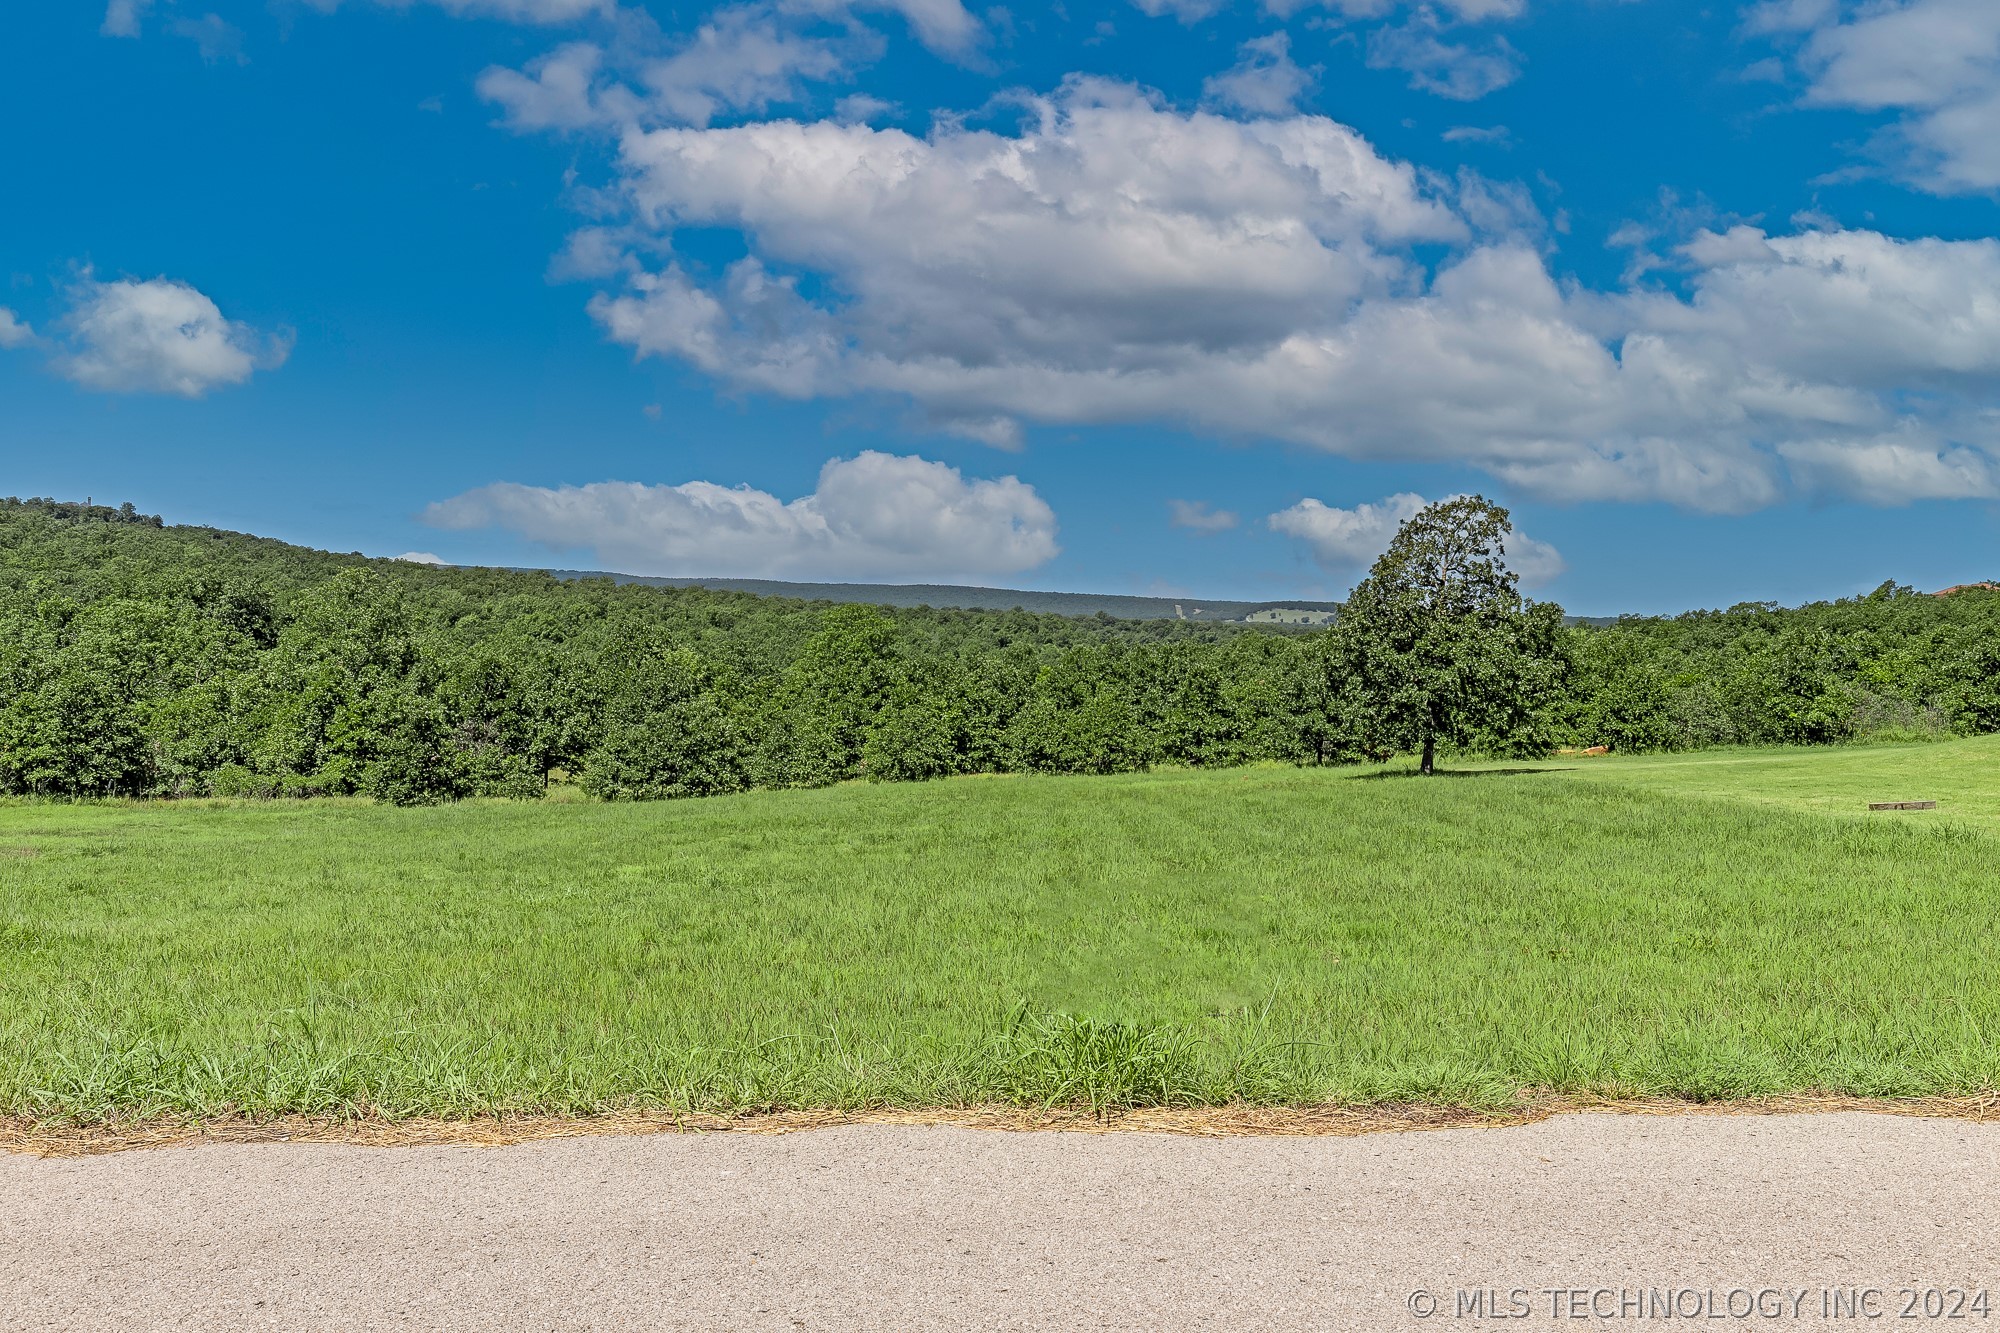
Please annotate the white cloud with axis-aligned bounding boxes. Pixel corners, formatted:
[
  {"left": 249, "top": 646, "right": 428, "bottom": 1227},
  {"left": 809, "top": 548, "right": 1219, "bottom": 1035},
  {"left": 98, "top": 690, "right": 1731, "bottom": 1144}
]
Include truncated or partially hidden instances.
[
  {"left": 1168, "top": 499, "right": 1240, "bottom": 533},
  {"left": 1131, "top": 0, "right": 1229, "bottom": 20},
  {"left": 424, "top": 451, "right": 1059, "bottom": 580},
  {"left": 55, "top": 276, "right": 289, "bottom": 397},
  {"left": 478, "top": 43, "right": 627, "bottom": 132},
  {"left": 312, "top": 0, "right": 615, "bottom": 22},
  {"left": 1269, "top": 491, "right": 1563, "bottom": 584},
  {"left": 478, "top": 0, "right": 983, "bottom": 136},
  {"left": 479, "top": 14, "right": 869, "bottom": 134},
  {"left": 1442, "top": 124, "right": 1510, "bottom": 146},
  {"left": 1676, "top": 223, "right": 1777, "bottom": 267},
  {"left": 1431, "top": 0, "right": 1522, "bottom": 18},
  {"left": 1741, "top": 0, "right": 1835, "bottom": 34},
  {"left": 323, "top": 0, "right": 980, "bottom": 45},
  {"left": 791, "top": 0, "right": 982, "bottom": 55},
  {"left": 1779, "top": 433, "right": 2000, "bottom": 503},
  {"left": 633, "top": 9, "right": 859, "bottom": 127},
  {"left": 101, "top": 0, "right": 152, "bottom": 36},
  {"left": 1144, "top": 2, "right": 1528, "bottom": 100},
  {"left": 1268, "top": 492, "right": 1426, "bottom": 567},
  {"left": 115, "top": 0, "right": 611, "bottom": 40},
  {"left": 834, "top": 92, "right": 897, "bottom": 123},
  {"left": 1203, "top": 33, "right": 1315, "bottom": 115},
  {"left": 589, "top": 78, "right": 1462, "bottom": 436},
  {"left": 1503, "top": 532, "right": 1565, "bottom": 584},
  {"left": 1760, "top": 0, "right": 2000, "bottom": 193},
  {"left": 394, "top": 551, "right": 448, "bottom": 564},
  {"left": 534, "top": 78, "right": 2000, "bottom": 514},
  {"left": 170, "top": 13, "right": 248, "bottom": 64},
  {"left": 0, "top": 309, "right": 32, "bottom": 350},
  {"left": 1367, "top": 12, "right": 1521, "bottom": 100},
  {"left": 1148, "top": 0, "right": 1527, "bottom": 21},
  {"left": 1633, "top": 228, "right": 2000, "bottom": 391},
  {"left": 1145, "top": 2, "right": 1527, "bottom": 100},
  {"left": 548, "top": 224, "right": 638, "bottom": 280}
]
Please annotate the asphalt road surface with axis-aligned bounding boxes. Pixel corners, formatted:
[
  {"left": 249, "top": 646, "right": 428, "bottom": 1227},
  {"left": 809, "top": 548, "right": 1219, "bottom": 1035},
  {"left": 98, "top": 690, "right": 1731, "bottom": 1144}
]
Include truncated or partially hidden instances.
[{"left": 6, "top": 1112, "right": 1998, "bottom": 1331}]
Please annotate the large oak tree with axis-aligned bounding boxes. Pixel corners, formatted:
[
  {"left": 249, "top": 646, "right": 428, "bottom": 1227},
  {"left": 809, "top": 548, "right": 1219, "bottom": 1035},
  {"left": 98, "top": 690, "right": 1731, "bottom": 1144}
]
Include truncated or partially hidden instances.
[{"left": 1327, "top": 495, "right": 1568, "bottom": 774}]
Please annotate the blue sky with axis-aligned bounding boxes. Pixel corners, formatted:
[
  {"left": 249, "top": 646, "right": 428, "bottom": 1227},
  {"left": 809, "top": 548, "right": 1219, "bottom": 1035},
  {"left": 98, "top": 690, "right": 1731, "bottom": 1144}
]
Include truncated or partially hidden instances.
[{"left": 5, "top": 0, "right": 2000, "bottom": 614}]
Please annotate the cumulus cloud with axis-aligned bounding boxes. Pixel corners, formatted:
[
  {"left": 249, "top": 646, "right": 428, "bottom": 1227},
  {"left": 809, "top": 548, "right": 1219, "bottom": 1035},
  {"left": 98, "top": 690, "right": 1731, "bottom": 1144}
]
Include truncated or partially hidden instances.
[
  {"left": 1168, "top": 499, "right": 1239, "bottom": 533},
  {"left": 1757, "top": 0, "right": 2000, "bottom": 193},
  {"left": 1268, "top": 492, "right": 1425, "bottom": 568},
  {"left": 1203, "top": 33, "right": 1315, "bottom": 115},
  {"left": 587, "top": 79, "right": 1463, "bottom": 437},
  {"left": 0, "top": 309, "right": 32, "bottom": 350},
  {"left": 1779, "top": 434, "right": 2000, "bottom": 503},
  {"left": 424, "top": 451, "right": 1059, "bottom": 580},
  {"left": 394, "top": 551, "right": 448, "bottom": 564},
  {"left": 557, "top": 78, "right": 2000, "bottom": 512},
  {"left": 55, "top": 276, "right": 289, "bottom": 397},
  {"left": 1269, "top": 492, "right": 1564, "bottom": 584},
  {"left": 478, "top": 55, "right": 2000, "bottom": 518},
  {"left": 1504, "top": 532, "right": 1566, "bottom": 584}
]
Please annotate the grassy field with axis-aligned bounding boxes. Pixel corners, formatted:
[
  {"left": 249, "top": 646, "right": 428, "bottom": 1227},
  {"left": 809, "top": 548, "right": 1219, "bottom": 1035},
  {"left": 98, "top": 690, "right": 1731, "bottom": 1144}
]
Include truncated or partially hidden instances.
[
  {"left": 1538, "top": 739, "right": 2000, "bottom": 826},
  {"left": 4, "top": 739, "right": 1999, "bottom": 1120}
]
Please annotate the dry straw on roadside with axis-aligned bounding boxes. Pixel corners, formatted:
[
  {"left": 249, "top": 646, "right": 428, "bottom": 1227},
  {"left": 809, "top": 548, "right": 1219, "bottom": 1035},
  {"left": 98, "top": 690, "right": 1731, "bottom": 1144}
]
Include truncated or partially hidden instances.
[{"left": 6, "top": 1093, "right": 1999, "bottom": 1158}]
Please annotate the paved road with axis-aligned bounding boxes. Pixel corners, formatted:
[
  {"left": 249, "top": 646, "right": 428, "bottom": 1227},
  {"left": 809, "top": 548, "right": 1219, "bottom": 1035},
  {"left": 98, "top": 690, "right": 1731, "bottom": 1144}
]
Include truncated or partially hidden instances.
[{"left": 5, "top": 1113, "right": 1998, "bottom": 1331}]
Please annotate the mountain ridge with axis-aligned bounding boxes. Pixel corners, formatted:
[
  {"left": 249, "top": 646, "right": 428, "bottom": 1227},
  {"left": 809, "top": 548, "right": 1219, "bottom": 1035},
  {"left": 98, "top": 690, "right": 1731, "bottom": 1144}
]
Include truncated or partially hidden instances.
[{"left": 533, "top": 570, "right": 1344, "bottom": 622}]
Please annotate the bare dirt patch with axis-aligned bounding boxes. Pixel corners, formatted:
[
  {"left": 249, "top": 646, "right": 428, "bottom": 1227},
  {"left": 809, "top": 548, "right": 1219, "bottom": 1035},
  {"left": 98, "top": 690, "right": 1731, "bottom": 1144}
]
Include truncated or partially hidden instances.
[{"left": 7, "top": 1092, "right": 1998, "bottom": 1158}]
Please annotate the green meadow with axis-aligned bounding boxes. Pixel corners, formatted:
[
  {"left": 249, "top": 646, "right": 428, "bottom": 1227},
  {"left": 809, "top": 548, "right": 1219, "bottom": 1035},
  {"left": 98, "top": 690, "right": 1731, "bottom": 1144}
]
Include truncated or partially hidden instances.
[{"left": 4, "top": 739, "right": 1999, "bottom": 1120}]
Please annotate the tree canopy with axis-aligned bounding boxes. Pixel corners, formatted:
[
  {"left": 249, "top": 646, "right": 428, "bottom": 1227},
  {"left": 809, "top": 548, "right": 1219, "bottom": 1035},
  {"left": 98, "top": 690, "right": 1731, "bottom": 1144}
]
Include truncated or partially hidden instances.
[
  {"left": 1326, "top": 496, "right": 1567, "bottom": 773},
  {"left": 2, "top": 495, "right": 1997, "bottom": 803}
]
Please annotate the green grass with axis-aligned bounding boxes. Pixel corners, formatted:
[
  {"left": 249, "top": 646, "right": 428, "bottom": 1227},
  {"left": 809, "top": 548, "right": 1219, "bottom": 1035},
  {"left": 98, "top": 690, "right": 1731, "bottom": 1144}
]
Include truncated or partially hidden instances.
[
  {"left": 5, "top": 738, "right": 2000, "bottom": 1120},
  {"left": 1536, "top": 739, "right": 2000, "bottom": 827}
]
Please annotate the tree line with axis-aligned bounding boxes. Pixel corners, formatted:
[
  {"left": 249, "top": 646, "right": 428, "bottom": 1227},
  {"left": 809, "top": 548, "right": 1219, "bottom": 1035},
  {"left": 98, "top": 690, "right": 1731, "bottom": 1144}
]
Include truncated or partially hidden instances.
[{"left": 2, "top": 495, "right": 1996, "bottom": 804}]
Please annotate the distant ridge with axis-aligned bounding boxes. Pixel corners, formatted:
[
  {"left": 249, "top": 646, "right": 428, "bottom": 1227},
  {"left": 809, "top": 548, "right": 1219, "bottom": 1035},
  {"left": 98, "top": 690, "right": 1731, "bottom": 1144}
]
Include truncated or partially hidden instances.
[{"left": 537, "top": 570, "right": 1341, "bottom": 622}]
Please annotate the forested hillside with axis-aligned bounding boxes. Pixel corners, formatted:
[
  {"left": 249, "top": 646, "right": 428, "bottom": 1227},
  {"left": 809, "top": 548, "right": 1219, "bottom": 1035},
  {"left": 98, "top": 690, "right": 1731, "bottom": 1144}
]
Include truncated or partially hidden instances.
[
  {"left": 542, "top": 570, "right": 1342, "bottom": 622},
  {"left": 3, "top": 496, "right": 1998, "bottom": 803}
]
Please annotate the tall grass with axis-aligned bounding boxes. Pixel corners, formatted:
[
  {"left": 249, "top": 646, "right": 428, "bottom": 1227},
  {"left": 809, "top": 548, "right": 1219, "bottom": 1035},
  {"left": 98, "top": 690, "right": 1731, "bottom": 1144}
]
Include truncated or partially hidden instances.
[{"left": 5, "top": 739, "right": 2000, "bottom": 1119}]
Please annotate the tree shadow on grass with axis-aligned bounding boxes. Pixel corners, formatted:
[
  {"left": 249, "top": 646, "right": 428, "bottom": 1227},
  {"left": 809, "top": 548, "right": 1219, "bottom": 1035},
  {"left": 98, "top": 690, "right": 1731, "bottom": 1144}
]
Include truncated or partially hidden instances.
[{"left": 1346, "top": 767, "right": 1573, "bottom": 780}]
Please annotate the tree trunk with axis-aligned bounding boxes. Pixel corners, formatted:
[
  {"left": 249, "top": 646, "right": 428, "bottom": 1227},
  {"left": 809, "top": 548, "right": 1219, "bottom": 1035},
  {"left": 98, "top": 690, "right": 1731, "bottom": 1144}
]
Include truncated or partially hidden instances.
[{"left": 1420, "top": 734, "right": 1435, "bottom": 775}]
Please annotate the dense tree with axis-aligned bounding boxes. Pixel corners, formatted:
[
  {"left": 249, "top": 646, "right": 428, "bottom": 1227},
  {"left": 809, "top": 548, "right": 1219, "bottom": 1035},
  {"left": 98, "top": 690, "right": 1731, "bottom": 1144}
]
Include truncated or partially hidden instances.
[
  {"left": 581, "top": 647, "right": 748, "bottom": 801},
  {"left": 4, "top": 496, "right": 2000, "bottom": 803},
  {"left": 1004, "top": 649, "right": 1151, "bottom": 775},
  {"left": 1561, "top": 632, "right": 1680, "bottom": 755}
]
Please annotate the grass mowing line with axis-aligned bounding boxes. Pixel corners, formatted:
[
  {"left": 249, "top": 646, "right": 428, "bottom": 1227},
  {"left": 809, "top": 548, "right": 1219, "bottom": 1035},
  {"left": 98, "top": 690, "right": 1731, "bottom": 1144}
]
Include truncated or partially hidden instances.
[
  {"left": 8, "top": 1093, "right": 2000, "bottom": 1158},
  {"left": 6, "top": 740, "right": 2000, "bottom": 1119}
]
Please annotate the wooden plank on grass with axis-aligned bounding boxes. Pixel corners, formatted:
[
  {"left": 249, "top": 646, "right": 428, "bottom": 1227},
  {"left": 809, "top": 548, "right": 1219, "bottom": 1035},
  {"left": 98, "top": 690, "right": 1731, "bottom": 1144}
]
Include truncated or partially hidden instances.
[{"left": 1868, "top": 800, "right": 1937, "bottom": 811}]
